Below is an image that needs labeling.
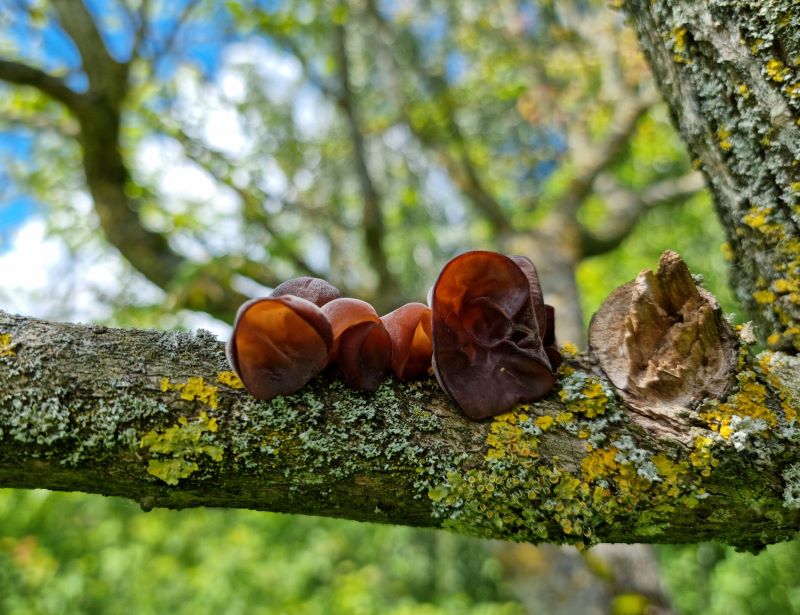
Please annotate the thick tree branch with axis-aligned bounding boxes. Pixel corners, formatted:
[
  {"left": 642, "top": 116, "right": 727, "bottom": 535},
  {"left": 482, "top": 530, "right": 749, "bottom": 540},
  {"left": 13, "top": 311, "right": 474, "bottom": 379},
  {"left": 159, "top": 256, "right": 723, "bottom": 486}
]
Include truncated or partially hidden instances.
[
  {"left": 0, "top": 5, "right": 259, "bottom": 321},
  {"left": 622, "top": 0, "right": 800, "bottom": 351},
  {"left": 580, "top": 171, "right": 706, "bottom": 257},
  {"left": 2, "top": 254, "right": 799, "bottom": 550}
]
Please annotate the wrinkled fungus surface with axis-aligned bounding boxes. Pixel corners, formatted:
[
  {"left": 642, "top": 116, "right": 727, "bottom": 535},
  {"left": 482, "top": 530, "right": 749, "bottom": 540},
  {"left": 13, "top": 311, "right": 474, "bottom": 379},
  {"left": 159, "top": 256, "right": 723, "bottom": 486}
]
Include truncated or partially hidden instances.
[{"left": 430, "top": 251, "right": 560, "bottom": 419}]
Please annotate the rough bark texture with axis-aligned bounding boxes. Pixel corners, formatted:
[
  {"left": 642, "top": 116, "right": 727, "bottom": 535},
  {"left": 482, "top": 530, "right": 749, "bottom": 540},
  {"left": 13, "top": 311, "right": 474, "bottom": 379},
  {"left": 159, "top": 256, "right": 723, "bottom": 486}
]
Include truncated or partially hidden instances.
[
  {"left": 622, "top": 0, "right": 800, "bottom": 352},
  {"left": 2, "top": 256, "right": 799, "bottom": 551}
]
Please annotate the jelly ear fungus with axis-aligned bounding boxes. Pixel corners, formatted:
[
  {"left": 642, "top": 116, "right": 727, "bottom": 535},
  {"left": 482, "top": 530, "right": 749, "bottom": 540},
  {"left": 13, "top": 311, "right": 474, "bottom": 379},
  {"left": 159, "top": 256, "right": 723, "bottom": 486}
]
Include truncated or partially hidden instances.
[
  {"left": 321, "top": 298, "right": 393, "bottom": 391},
  {"left": 227, "top": 277, "right": 342, "bottom": 400},
  {"left": 430, "top": 251, "right": 560, "bottom": 419},
  {"left": 380, "top": 302, "right": 433, "bottom": 381}
]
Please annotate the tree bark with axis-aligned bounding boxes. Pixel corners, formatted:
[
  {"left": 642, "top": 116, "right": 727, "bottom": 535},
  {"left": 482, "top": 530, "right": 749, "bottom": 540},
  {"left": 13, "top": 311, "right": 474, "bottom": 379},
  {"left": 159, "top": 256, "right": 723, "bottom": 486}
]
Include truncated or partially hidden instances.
[
  {"left": 2, "top": 255, "right": 799, "bottom": 551},
  {"left": 622, "top": 0, "right": 800, "bottom": 352}
]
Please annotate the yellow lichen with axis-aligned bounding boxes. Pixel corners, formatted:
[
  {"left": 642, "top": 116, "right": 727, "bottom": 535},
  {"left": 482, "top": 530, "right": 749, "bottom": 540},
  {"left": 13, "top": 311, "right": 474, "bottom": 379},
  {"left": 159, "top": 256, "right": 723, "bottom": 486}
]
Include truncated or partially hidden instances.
[
  {"left": 672, "top": 27, "right": 686, "bottom": 52},
  {"left": 690, "top": 436, "right": 719, "bottom": 478},
  {"left": 217, "top": 371, "right": 244, "bottom": 389},
  {"left": 766, "top": 58, "right": 789, "bottom": 82},
  {"left": 671, "top": 27, "right": 691, "bottom": 64},
  {"left": 721, "top": 242, "right": 735, "bottom": 262},
  {"left": 582, "top": 448, "right": 619, "bottom": 482},
  {"left": 161, "top": 376, "right": 219, "bottom": 409},
  {"left": 717, "top": 127, "right": 733, "bottom": 151},
  {"left": 699, "top": 366, "right": 776, "bottom": 444},
  {"left": 773, "top": 279, "right": 796, "bottom": 293},
  {"left": 536, "top": 415, "right": 555, "bottom": 431},
  {"left": 560, "top": 378, "right": 608, "bottom": 418},
  {"left": 753, "top": 289, "right": 777, "bottom": 304},
  {"left": 556, "top": 412, "right": 574, "bottom": 425},
  {"left": 485, "top": 410, "right": 539, "bottom": 461},
  {"left": 742, "top": 207, "right": 772, "bottom": 230},
  {"left": 758, "top": 353, "right": 798, "bottom": 423},
  {"left": 559, "top": 341, "right": 579, "bottom": 358},
  {"left": 140, "top": 411, "right": 223, "bottom": 485},
  {"left": 0, "top": 333, "right": 15, "bottom": 357}
]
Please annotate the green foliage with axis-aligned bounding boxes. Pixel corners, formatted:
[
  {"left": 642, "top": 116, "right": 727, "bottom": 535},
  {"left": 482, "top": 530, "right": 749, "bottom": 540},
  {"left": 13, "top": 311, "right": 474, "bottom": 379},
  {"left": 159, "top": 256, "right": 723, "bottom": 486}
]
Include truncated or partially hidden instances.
[
  {"left": 658, "top": 543, "right": 800, "bottom": 615},
  {"left": 578, "top": 190, "right": 740, "bottom": 323},
  {"left": 0, "top": 489, "right": 522, "bottom": 615}
]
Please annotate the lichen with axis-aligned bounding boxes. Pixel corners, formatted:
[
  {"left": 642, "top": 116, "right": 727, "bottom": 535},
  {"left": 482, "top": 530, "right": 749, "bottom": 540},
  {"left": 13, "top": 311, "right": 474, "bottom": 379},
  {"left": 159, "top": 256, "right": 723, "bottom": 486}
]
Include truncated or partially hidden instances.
[
  {"left": 559, "top": 370, "right": 611, "bottom": 419},
  {"left": 222, "top": 376, "right": 447, "bottom": 496},
  {"left": 0, "top": 333, "right": 15, "bottom": 357},
  {"left": 427, "top": 379, "right": 708, "bottom": 545},
  {"left": 782, "top": 462, "right": 800, "bottom": 509},
  {"left": 139, "top": 411, "right": 223, "bottom": 485},
  {"left": 161, "top": 376, "right": 219, "bottom": 409},
  {"left": 758, "top": 352, "right": 800, "bottom": 423},
  {"left": 217, "top": 371, "right": 244, "bottom": 389}
]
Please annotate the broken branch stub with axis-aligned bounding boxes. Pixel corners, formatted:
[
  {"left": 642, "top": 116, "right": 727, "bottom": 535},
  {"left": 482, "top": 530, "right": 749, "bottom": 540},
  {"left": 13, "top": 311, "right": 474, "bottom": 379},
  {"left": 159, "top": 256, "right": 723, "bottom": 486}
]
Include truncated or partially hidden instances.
[{"left": 589, "top": 251, "right": 736, "bottom": 428}]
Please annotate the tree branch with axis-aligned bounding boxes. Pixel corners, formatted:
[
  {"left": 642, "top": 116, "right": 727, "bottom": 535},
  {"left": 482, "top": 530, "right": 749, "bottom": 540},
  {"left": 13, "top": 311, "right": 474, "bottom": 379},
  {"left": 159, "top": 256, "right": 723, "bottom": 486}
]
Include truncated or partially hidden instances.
[
  {"left": 0, "top": 59, "right": 84, "bottom": 111},
  {"left": 153, "top": 0, "right": 201, "bottom": 61},
  {"left": 2, "top": 254, "right": 798, "bottom": 551},
  {"left": 580, "top": 171, "right": 706, "bottom": 257},
  {"left": 364, "top": 0, "right": 513, "bottom": 236},
  {"left": 129, "top": 0, "right": 152, "bottom": 62},
  {"left": 333, "top": 22, "right": 399, "bottom": 301},
  {"left": 149, "top": 114, "right": 325, "bottom": 281},
  {"left": 549, "top": 89, "right": 660, "bottom": 220},
  {"left": 622, "top": 0, "right": 800, "bottom": 351},
  {"left": 51, "top": 0, "right": 125, "bottom": 98}
]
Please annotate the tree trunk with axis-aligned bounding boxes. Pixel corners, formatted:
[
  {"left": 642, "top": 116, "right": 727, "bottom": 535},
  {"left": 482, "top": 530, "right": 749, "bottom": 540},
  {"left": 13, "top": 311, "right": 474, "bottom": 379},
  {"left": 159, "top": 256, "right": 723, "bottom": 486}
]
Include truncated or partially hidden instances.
[
  {"left": 2, "top": 252, "right": 799, "bottom": 551},
  {"left": 622, "top": 0, "right": 800, "bottom": 352}
]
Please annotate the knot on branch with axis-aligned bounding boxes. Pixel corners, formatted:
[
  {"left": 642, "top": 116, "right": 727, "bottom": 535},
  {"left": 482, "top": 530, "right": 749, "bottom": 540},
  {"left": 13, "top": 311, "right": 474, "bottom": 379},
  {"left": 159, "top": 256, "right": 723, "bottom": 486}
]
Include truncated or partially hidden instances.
[{"left": 589, "top": 251, "right": 736, "bottom": 428}]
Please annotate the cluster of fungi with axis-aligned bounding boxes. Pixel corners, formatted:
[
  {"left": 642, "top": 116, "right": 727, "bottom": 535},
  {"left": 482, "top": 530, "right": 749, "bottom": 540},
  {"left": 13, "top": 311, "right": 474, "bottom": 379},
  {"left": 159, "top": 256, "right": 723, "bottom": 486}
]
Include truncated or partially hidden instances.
[{"left": 227, "top": 251, "right": 562, "bottom": 420}]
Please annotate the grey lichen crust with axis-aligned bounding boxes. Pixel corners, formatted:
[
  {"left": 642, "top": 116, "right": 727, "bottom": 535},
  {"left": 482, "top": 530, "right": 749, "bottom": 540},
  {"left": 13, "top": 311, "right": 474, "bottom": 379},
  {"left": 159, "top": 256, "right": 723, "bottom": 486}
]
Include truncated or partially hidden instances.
[{"left": 1, "top": 285, "right": 800, "bottom": 550}]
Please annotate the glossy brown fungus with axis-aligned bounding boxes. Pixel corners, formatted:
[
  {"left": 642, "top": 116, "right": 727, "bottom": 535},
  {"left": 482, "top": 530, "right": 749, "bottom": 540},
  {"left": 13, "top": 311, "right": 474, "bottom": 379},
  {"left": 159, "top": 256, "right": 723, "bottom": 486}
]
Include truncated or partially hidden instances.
[
  {"left": 510, "top": 255, "right": 562, "bottom": 370},
  {"left": 321, "top": 298, "right": 392, "bottom": 391},
  {"left": 381, "top": 302, "right": 433, "bottom": 381},
  {"left": 271, "top": 276, "right": 343, "bottom": 307},
  {"left": 430, "top": 250, "right": 559, "bottom": 419},
  {"left": 227, "top": 294, "right": 334, "bottom": 400}
]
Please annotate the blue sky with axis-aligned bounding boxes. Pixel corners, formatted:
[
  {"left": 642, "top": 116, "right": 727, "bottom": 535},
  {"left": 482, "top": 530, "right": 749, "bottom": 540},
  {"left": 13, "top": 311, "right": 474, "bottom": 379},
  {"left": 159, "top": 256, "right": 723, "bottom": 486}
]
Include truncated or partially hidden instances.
[{"left": 0, "top": 0, "right": 233, "bottom": 250}]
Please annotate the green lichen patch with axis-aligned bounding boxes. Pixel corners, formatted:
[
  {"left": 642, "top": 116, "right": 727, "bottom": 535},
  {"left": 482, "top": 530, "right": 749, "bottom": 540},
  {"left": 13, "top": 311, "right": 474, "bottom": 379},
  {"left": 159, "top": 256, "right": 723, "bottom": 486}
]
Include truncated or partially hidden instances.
[
  {"left": 694, "top": 345, "right": 799, "bottom": 461},
  {"left": 222, "top": 375, "right": 447, "bottom": 498},
  {"left": 140, "top": 411, "right": 223, "bottom": 485},
  {"left": 782, "top": 462, "right": 800, "bottom": 509},
  {"left": 758, "top": 352, "right": 799, "bottom": 423}
]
